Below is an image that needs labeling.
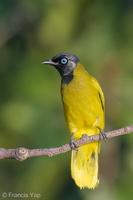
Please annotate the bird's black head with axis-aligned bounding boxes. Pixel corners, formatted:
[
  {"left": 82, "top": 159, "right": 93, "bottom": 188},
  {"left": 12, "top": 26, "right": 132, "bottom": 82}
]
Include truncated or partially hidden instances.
[{"left": 42, "top": 53, "right": 80, "bottom": 83}]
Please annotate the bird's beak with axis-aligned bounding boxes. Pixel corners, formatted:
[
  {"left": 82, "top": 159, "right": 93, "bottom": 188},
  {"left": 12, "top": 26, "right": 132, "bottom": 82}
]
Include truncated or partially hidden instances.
[{"left": 42, "top": 59, "right": 55, "bottom": 66}]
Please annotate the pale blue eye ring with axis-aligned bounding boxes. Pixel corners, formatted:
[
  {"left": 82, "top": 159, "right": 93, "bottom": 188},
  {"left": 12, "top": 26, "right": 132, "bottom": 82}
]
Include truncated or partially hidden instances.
[{"left": 61, "top": 58, "right": 68, "bottom": 65}]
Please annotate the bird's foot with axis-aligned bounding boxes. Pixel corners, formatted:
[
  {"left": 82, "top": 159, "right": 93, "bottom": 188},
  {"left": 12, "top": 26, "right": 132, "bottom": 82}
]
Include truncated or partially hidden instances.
[
  {"left": 98, "top": 128, "right": 107, "bottom": 141},
  {"left": 70, "top": 133, "right": 78, "bottom": 151}
]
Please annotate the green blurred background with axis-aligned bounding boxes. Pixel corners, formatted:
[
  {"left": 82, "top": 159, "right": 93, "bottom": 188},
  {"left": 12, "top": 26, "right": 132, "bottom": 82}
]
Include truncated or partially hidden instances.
[{"left": 0, "top": 0, "right": 133, "bottom": 199}]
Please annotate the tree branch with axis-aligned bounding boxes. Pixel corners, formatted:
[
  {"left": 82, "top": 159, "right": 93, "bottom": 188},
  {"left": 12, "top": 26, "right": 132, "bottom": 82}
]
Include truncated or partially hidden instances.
[{"left": 0, "top": 125, "right": 133, "bottom": 161}]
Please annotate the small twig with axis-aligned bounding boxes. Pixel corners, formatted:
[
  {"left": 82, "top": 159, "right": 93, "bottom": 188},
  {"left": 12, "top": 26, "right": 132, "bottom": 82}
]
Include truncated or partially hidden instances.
[{"left": 0, "top": 125, "right": 133, "bottom": 161}]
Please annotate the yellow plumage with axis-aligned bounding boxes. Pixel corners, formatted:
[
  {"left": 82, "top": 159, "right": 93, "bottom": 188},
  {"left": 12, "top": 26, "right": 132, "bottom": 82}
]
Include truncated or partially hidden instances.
[
  {"left": 61, "top": 62, "right": 104, "bottom": 189},
  {"left": 43, "top": 53, "right": 105, "bottom": 189}
]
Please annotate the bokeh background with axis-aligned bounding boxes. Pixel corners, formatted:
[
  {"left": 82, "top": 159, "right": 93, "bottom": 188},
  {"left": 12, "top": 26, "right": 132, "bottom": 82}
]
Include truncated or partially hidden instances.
[{"left": 0, "top": 0, "right": 133, "bottom": 199}]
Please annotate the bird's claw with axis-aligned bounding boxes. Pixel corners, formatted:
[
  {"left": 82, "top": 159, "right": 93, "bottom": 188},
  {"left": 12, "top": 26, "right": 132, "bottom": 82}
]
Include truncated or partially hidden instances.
[
  {"left": 70, "top": 133, "right": 78, "bottom": 151},
  {"left": 99, "top": 128, "right": 107, "bottom": 141}
]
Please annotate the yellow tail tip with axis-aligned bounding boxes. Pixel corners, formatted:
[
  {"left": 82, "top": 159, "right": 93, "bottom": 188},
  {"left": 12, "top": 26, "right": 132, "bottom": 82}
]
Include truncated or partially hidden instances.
[
  {"left": 71, "top": 143, "right": 100, "bottom": 189},
  {"left": 78, "top": 179, "right": 99, "bottom": 189}
]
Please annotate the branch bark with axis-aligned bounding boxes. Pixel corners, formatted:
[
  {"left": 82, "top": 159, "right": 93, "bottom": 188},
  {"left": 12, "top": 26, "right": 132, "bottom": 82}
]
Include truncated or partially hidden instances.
[{"left": 0, "top": 125, "right": 133, "bottom": 161}]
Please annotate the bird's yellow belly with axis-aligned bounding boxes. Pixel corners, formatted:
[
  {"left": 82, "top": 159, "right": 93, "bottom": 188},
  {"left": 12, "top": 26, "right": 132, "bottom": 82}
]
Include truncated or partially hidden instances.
[
  {"left": 64, "top": 103, "right": 101, "bottom": 138},
  {"left": 61, "top": 80, "right": 104, "bottom": 139}
]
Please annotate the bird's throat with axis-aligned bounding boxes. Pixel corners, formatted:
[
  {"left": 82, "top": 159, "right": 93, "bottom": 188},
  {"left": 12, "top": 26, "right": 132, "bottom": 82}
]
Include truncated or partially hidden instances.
[{"left": 61, "top": 74, "right": 74, "bottom": 84}]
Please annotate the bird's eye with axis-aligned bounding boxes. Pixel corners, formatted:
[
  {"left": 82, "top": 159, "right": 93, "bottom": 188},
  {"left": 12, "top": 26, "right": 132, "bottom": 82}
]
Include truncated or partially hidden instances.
[{"left": 61, "top": 58, "right": 68, "bottom": 65}]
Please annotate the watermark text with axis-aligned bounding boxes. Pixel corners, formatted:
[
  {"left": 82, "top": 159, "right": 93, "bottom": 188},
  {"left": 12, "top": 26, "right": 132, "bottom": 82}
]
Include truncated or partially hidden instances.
[{"left": 1, "top": 192, "right": 41, "bottom": 198}]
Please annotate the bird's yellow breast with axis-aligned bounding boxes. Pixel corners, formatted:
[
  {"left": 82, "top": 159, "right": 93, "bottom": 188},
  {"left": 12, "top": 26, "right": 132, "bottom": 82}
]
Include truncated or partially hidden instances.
[{"left": 61, "top": 62, "right": 104, "bottom": 139}]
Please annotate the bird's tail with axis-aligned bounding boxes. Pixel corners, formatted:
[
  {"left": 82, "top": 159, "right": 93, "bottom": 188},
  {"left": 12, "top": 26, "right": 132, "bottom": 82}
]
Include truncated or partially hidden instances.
[{"left": 71, "top": 141, "right": 100, "bottom": 189}]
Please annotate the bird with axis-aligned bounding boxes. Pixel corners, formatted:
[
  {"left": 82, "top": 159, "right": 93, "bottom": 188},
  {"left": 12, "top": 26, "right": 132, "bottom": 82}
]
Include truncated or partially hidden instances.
[{"left": 42, "top": 53, "right": 105, "bottom": 189}]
